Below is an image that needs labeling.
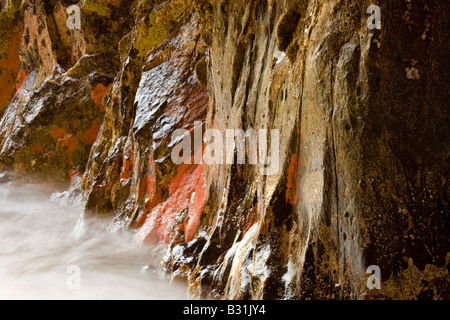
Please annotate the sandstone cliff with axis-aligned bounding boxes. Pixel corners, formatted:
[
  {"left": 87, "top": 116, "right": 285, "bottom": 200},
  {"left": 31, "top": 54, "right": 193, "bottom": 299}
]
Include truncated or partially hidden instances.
[{"left": 0, "top": 0, "right": 449, "bottom": 299}]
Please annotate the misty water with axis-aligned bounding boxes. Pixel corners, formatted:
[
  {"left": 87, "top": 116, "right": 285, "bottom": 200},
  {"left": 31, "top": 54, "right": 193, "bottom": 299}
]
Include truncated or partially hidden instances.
[{"left": 0, "top": 181, "right": 188, "bottom": 300}]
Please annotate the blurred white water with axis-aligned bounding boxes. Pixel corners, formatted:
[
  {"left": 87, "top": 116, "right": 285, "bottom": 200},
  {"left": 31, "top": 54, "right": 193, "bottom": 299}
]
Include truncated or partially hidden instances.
[{"left": 0, "top": 181, "right": 188, "bottom": 300}]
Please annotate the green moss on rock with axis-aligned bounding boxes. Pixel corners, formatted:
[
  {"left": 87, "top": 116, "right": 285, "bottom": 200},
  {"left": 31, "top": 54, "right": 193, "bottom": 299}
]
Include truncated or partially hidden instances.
[
  {"left": 82, "top": 0, "right": 111, "bottom": 17},
  {"left": 0, "top": 0, "right": 22, "bottom": 57},
  {"left": 133, "top": 0, "right": 191, "bottom": 57},
  {"left": 193, "top": 0, "right": 213, "bottom": 46}
]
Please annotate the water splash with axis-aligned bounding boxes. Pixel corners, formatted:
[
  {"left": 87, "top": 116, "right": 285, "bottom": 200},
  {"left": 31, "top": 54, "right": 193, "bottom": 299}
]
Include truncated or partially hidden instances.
[{"left": 0, "top": 181, "right": 188, "bottom": 300}]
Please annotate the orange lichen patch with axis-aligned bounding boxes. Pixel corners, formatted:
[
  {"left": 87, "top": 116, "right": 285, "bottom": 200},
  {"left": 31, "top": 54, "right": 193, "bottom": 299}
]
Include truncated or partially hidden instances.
[
  {"left": 0, "top": 23, "right": 22, "bottom": 112},
  {"left": 136, "top": 173, "right": 158, "bottom": 226},
  {"left": 57, "top": 134, "right": 79, "bottom": 154},
  {"left": 119, "top": 157, "right": 133, "bottom": 182},
  {"left": 169, "top": 163, "right": 198, "bottom": 194},
  {"left": 14, "top": 69, "right": 29, "bottom": 99},
  {"left": 50, "top": 128, "right": 67, "bottom": 139},
  {"left": 136, "top": 161, "right": 165, "bottom": 226},
  {"left": 286, "top": 154, "right": 299, "bottom": 205},
  {"left": 136, "top": 163, "right": 205, "bottom": 244},
  {"left": 84, "top": 122, "right": 101, "bottom": 145},
  {"left": 177, "top": 164, "right": 205, "bottom": 243},
  {"left": 119, "top": 158, "right": 133, "bottom": 182},
  {"left": 91, "top": 83, "right": 111, "bottom": 112},
  {"left": 136, "top": 159, "right": 160, "bottom": 225}
]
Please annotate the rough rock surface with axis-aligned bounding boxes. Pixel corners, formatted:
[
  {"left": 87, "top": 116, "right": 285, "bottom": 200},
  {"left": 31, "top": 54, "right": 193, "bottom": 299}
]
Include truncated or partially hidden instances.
[{"left": 0, "top": 0, "right": 449, "bottom": 299}]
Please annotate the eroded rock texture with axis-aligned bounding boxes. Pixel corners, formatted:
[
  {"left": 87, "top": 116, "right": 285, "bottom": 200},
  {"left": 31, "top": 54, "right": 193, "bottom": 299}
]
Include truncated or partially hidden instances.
[{"left": 0, "top": 0, "right": 449, "bottom": 299}]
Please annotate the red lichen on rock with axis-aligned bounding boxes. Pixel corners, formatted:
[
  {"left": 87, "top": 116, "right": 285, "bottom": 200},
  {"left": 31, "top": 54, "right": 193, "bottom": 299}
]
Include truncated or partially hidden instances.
[
  {"left": 135, "top": 157, "right": 166, "bottom": 228},
  {"left": 57, "top": 134, "right": 79, "bottom": 156},
  {"left": 91, "top": 83, "right": 112, "bottom": 112},
  {"left": 136, "top": 163, "right": 205, "bottom": 245},
  {"left": 84, "top": 122, "right": 101, "bottom": 145},
  {"left": 0, "top": 23, "right": 23, "bottom": 113},
  {"left": 14, "top": 69, "right": 29, "bottom": 99},
  {"left": 286, "top": 153, "right": 299, "bottom": 205}
]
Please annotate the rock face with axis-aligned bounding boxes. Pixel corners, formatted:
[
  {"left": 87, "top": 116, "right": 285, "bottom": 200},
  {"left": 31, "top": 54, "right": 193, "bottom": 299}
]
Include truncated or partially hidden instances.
[{"left": 0, "top": 0, "right": 449, "bottom": 299}]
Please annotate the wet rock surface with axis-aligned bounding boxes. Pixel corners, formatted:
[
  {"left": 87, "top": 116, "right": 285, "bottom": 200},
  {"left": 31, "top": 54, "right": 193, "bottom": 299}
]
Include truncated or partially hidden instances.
[{"left": 0, "top": 0, "right": 449, "bottom": 300}]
